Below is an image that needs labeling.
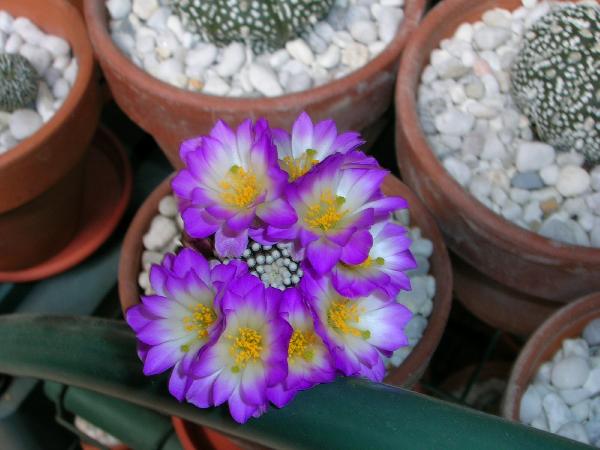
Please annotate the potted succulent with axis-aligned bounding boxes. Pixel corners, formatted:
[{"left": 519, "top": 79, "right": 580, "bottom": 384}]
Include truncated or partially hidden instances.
[
  {"left": 84, "top": 0, "right": 426, "bottom": 168},
  {"left": 118, "top": 112, "right": 452, "bottom": 431},
  {"left": 395, "top": 0, "right": 600, "bottom": 335},
  {"left": 503, "top": 292, "right": 600, "bottom": 446},
  {"left": 0, "top": 0, "right": 102, "bottom": 271}
]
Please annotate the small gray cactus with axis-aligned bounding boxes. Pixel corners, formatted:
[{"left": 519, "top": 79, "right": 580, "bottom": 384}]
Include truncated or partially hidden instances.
[
  {"left": 171, "top": 0, "right": 335, "bottom": 53},
  {"left": 511, "top": 4, "right": 600, "bottom": 165},
  {"left": 0, "top": 53, "right": 39, "bottom": 112}
]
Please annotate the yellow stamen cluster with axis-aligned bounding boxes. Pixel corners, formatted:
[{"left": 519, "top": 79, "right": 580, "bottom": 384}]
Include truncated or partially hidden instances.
[
  {"left": 220, "top": 165, "right": 259, "bottom": 208},
  {"left": 281, "top": 149, "right": 319, "bottom": 180},
  {"left": 228, "top": 327, "right": 263, "bottom": 372},
  {"left": 288, "top": 329, "right": 318, "bottom": 363},
  {"left": 181, "top": 303, "right": 217, "bottom": 351},
  {"left": 327, "top": 298, "right": 369, "bottom": 339},
  {"left": 305, "top": 189, "right": 346, "bottom": 231}
]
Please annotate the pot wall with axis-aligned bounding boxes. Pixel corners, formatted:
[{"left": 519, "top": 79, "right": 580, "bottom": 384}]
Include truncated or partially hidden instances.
[
  {"left": 85, "top": 0, "right": 426, "bottom": 168},
  {"left": 395, "top": 0, "right": 600, "bottom": 305}
]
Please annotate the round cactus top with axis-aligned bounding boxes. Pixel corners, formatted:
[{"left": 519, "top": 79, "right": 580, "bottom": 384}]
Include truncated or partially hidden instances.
[
  {"left": 171, "top": 0, "right": 335, "bottom": 53},
  {"left": 510, "top": 3, "right": 600, "bottom": 165},
  {"left": 0, "top": 53, "right": 39, "bottom": 113}
]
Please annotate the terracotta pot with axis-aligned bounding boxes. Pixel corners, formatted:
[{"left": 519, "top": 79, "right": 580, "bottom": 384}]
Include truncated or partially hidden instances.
[
  {"left": 0, "top": 0, "right": 101, "bottom": 271},
  {"left": 84, "top": 0, "right": 426, "bottom": 168},
  {"left": 502, "top": 292, "right": 600, "bottom": 422},
  {"left": 395, "top": 0, "right": 600, "bottom": 334},
  {"left": 119, "top": 174, "right": 453, "bottom": 387}
]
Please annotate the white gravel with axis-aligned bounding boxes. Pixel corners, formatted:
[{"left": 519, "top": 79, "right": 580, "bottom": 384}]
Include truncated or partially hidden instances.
[
  {"left": 520, "top": 319, "right": 600, "bottom": 446},
  {"left": 107, "top": 0, "right": 405, "bottom": 97},
  {"left": 417, "top": 0, "right": 600, "bottom": 248},
  {"left": 0, "top": 11, "right": 78, "bottom": 154}
]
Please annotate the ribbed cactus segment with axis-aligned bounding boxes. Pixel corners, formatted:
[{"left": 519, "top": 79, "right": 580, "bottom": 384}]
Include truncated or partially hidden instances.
[
  {"left": 0, "top": 53, "right": 39, "bottom": 113},
  {"left": 510, "top": 4, "right": 600, "bottom": 165},
  {"left": 171, "top": 0, "right": 335, "bottom": 53}
]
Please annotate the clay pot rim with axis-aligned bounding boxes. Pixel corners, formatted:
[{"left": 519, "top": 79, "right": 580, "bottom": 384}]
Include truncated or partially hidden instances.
[
  {"left": 118, "top": 174, "right": 453, "bottom": 389},
  {"left": 502, "top": 291, "right": 600, "bottom": 422},
  {"left": 84, "top": 0, "right": 426, "bottom": 111},
  {"left": 395, "top": 0, "right": 600, "bottom": 263},
  {"left": 0, "top": 0, "right": 95, "bottom": 168}
]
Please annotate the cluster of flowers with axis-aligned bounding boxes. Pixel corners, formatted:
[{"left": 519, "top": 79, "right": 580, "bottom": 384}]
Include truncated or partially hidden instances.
[{"left": 126, "top": 113, "right": 417, "bottom": 423}]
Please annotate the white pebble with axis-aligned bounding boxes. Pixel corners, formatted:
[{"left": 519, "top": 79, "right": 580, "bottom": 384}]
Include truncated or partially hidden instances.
[
  {"left": 13, "top": 17, "right": 44, "bottom": 45},
  {"left": 443, "top": 157, "right": 471, "bottom": 186},
  {"left": 543, "top": 393, "right": 574, "bottom": 433},
  {"left": 215, "top": 43, "right": 245, "bottom": 77},
  {"left": 9, "top": 109, "right": 43, "bottom": 140},
  {"left": 350, "top": 21, "right": 378, "bottom": 45},
  {"left": 516, "top": 142, "right": 555, "bottom": 172},
  {"left": 520, "top": 386, "right": 542, "bottom": 424},
  {"left": 551, "top": 356, "right": 590, "bottom": 390},
  {"left": 132, "top": 0, "right": 159, "bottom": 20},
  {"left": 248, "top": 64, "right": 283, "bottom": 97},
  {"left": 556, "top": 166, "right": 590, "bottom": 197},
  {"left": 106, "top": 0, "right": 132, "bottom": 20}
]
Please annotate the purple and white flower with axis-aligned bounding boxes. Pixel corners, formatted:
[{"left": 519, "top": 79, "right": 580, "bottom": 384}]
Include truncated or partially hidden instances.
[
  {"left": 186, "top": 274, "right": 292, "bottom": 423},
  {"left": 302, "top": 273, "right": 411, "bottom": 382},
  {"left": 268, "top": 151, "right": 407, "bottom": 275},
  {"left": 268, "top": 288, "right": 336, "bottom": 408},
  {"left": 126, "top": 249, "right": 246, "bottom": 401},
  {"left": 172, "top": 119, "right": 297, "bottom": 258},
  {"left": 273, "top": 112, "right": 364, "bottom": 181},
  {"left": 332, "top": 220, "right": 417, "bottom": 298}
]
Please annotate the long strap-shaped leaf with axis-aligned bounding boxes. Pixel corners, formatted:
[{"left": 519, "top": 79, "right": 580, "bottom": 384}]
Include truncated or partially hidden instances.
[{"left": 0, "top": 314, "right": 588, "bottom": 450}]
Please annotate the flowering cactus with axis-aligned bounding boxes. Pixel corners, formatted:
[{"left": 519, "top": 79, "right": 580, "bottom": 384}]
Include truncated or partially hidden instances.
[
  {"left": 511, "top": 4, "right": 600, "bottom": 164},
  {"left": 128, "top": 112, "right": 417, "bottom": 423},
  {"left": 171, "top": 0, "right": 335, "bottom": 53}
]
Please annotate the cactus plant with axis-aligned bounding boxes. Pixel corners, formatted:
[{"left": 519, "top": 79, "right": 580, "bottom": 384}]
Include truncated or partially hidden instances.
[
  {"left": 0, "top": 53, "right": 39, "bottom": 112},
  {"left": 170, "top": 0, "right": 335, "bottom": 53},
  {"left": 510, "top": 4, "right": 600, "bottom": 165}
]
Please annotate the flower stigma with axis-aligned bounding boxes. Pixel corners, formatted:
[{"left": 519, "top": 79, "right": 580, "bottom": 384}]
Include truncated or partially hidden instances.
[
  {"left": 327, "top": 297, "right": 370, "bottom": 339},
  {"left": 288, "top": 329, "right": 318, "bottom": 363},
  {"left": 305, "top": 190, "right": 347, "bottom": 231},
  {"left": 220, "top": 165, "right": 259, "bottom": 208},
  {"left": 281, "top": 149, "right": 319, "bottom": 180},
  {"left": 181, "top": 303, "right": 217, "bottom": 351},
  {"left": 228, "top": 327, "right": 263, "bottom": 372}
]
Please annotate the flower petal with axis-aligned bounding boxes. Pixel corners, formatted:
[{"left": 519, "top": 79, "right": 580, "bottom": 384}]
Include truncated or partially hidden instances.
[
  {"left": 340, "top": 230, "right": 373, "bottom": 265},
  {"left": 306, "top": 238, "right": 342, "bottom": 275},
  {"left": 256, "top": 198, "right": 298, "bottom": 228}
]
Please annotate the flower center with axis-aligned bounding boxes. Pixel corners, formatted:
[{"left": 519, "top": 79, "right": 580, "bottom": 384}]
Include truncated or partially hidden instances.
[
  {"left": 281, "top": 149, "right": 318, "bottom": 180},
  {"left": 327, "top": 298, "right": 370, "bottom": 339},
  {"left": 288, "top": 329, "right": 318, "bottom": 363},
  {"left": 228, "top": 327, "right": 263, "bottom": 371},
  {"left": 241, "top": 240, "right": 303, "bottom": 290},
  {"left": 181, "top": 303, "right": 217, "bottom": 351},
  {"left": 305, "top": 190, "right": 346, "bottom": 231},
  {"left": 220, "top": 165, "right": 259, "bottom": 208}
]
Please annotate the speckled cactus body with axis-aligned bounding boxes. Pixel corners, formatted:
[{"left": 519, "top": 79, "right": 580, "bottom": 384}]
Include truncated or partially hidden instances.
[
  {"left": 0, "top": 53, "right": 39, "bottom": 113},
  {"left": 171, "top": 0, "right": 335, "bottom": 53},
  {"left": 511, "top": 4, "right": 600, "bottom": 165}
]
